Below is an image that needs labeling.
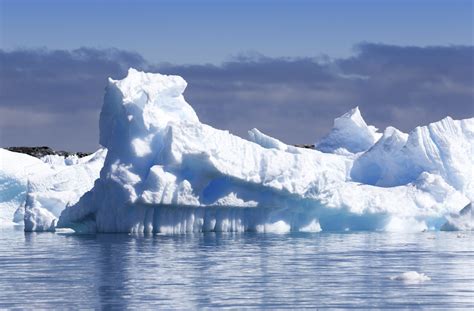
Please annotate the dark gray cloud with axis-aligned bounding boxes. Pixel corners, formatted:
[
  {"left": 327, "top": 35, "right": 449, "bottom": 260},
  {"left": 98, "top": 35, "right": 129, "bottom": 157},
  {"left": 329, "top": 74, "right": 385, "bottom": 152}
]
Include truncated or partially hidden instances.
[
  {"left": 0, "top": 48, "right": 146, "bottom": 150},
  {"left": 337, "top": 43, "right": 474, "bottom": 125},
  {"left": 0, "top": 44, "right": 473, "bottom": 151}
]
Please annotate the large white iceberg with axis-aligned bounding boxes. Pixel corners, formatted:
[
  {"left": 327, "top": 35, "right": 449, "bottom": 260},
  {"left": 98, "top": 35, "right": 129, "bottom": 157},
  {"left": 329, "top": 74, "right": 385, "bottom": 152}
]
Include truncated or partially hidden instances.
[{"left": 55, "top": 69, "right": 473, "bottom": 233}]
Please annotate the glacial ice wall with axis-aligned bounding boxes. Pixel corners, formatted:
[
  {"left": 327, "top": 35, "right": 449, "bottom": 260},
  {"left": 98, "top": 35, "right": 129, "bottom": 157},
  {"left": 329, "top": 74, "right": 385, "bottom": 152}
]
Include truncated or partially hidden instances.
[{"left": 55, "top": 69, "right": 473, "bottom": 233}]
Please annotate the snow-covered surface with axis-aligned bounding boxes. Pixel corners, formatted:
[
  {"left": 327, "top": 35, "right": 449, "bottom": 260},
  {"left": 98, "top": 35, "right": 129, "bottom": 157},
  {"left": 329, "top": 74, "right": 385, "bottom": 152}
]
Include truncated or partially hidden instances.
[
  {"left": 390, "top": 271, "right": 431, "bottom": 283},
  {"left": 248, "top": 128, "right": 301, "bottom": 154},
  {"left": 41, "top": 154, "right": 80, "bottom": 166},
  {"left": 0, "top": 148, "right": 106, "bottom": 230},
  {"left": 53, "top": 69, "right": 473, "bottom": 233}
]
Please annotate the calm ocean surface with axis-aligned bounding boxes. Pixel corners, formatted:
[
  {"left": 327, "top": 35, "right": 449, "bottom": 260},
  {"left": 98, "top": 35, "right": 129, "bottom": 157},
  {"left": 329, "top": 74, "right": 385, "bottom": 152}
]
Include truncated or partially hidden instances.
[{"left": 0, "top": 226, "right": 472, "bottom": 309}]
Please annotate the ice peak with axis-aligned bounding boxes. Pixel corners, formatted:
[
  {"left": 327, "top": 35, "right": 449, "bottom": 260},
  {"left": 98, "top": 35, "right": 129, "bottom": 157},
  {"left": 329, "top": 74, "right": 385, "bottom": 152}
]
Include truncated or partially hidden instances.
[
  {"left": 333, "top": 106, "right": 371, "bottom": 131},
  {"left": 337, "top": 106, "right": 363, "bottom": 124},
  {"left": 108, "top": 68, "right": 189, "bottom": 107},
  {"left": 380, "top": 126, "right": 408, "bottom": 143},
  {"left": 316, "top": 106, "right": 381, "bottom": 154},
  {"left": 100, "top": 68, "right": 199, "bottom": 148}
]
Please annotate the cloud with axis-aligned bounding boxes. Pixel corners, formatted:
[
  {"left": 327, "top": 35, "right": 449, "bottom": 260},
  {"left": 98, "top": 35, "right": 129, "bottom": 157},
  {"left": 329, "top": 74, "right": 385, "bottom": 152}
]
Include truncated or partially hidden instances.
[
  {"left": 0, "top": 44, "right": 472, "bottom": 151},
  {"left": 0, "top": 48, "right": 146, "bottom": 150},
  {"left": 337, "top": 43, "right": 474, "bottom": 124},
  {"left": 156, "top": 44, "right": 473, "bottom": 145}
]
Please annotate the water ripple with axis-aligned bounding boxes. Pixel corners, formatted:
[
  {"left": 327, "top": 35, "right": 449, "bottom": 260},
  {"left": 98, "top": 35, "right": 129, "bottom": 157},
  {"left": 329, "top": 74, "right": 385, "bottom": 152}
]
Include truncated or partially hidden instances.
[{"left": 0, "top": 228, "right": 472, "bottom": 309}]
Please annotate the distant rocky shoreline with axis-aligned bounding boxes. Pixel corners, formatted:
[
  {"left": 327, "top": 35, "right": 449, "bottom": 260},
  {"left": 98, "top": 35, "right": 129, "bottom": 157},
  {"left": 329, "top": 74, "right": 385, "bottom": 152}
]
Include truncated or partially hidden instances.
[
  {"left": 5, "top": 146, "right": 91, "bottom": 158},
  {"left": 293, "top": 144, "right": 315, "bottom": 149},
  {"left": 6, "top": 144, "right": 314, "bottom": 159}
]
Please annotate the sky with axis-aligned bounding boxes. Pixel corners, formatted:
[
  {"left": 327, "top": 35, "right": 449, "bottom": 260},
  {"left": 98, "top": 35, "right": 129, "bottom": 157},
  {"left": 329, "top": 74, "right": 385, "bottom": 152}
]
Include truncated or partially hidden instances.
[
  {"left": 1, "top": 0, "right": 472, "bottom": 64},
  {"left": 0, "top": 0, "right": 473, "bottom": 151}
]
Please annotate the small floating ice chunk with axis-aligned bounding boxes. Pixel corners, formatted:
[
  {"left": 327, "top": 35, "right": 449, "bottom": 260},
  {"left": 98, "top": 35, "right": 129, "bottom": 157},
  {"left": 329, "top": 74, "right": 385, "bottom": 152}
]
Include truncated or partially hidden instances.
[
  {"left": 390, "top": 271, "right": 431, "bottom": 283},
  {"left": 263, "top": 220, "right": 291, "bottom": 233},
  {"left": 299, "top": 219, "right": 322, "bottom": 233}
]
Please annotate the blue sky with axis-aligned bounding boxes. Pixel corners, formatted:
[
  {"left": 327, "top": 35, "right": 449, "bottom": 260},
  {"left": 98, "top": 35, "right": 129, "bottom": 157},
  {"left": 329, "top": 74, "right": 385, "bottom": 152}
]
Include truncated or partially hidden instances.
[
  {"left": 0, "top": 0, "right": 472, "bottom": 150},
  {"left": 1, "top": 0, "right": 472, "bottom": 64}
]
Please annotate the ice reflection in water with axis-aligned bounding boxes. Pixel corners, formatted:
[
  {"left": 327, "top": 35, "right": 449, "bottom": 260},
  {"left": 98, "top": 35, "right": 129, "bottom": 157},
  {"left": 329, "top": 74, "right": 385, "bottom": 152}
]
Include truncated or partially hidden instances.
[{"left": 0, "top": 227, "right": 472, "bottom": 309}]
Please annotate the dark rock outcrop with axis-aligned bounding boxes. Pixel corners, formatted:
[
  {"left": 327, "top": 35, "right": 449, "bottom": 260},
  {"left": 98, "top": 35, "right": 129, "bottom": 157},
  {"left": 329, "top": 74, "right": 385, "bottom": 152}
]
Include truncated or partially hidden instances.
[
  {"left": 293, "top": 144, "right": 315, "bottom": 149},
  {"left": 5, "top": 146, "right": 91, "bottom": 158}
]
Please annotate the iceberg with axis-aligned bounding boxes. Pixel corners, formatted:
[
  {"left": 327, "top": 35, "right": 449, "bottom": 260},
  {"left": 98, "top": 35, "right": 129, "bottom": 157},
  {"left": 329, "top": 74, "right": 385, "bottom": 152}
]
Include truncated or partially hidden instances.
[
  {"left": 351, "top": 117, "right": 474, "bottom": 200},
  {"left": 0, "top": 149, "right": 50, "bottom": 225},
  {"left": 23, "top": 149, "right": 107, "bottom": 231},
  {"left": 0, "top": 148, "right": 106, "bottom": 229},
  {"left": 315, "top": 106, "right": 382, "bottom": 154},
  {"left": 55, "top": 69, "right": 472, "bottom": 233},
  {"left": 390, "top": 271, "right": 431, "bottom": 283}
]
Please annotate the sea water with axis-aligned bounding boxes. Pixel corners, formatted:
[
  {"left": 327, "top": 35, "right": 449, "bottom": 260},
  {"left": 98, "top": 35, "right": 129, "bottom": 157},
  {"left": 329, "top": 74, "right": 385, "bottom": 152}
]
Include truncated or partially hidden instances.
[{"left": 0, "top": 226, "right": 472, "bottom": 309}]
